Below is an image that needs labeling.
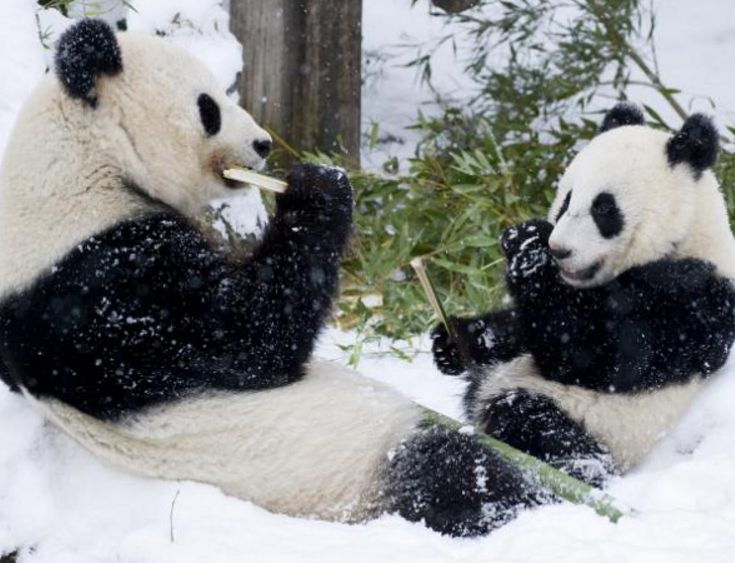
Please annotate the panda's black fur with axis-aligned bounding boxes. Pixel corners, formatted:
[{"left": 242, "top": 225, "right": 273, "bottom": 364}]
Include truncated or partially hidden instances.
[{"left": 433, "top": 106, "right": 735, "bottom": 485}]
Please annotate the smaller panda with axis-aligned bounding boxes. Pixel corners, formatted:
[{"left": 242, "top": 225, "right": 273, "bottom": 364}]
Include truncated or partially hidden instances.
[
  {"left": 433, "top": 103, "right": 735, "bottom": 484},
  {"left": 0, "top": 19, "right": 544, "bottom": 538}
]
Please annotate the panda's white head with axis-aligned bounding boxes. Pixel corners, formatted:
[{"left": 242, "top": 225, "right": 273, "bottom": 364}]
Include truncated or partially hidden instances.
[
  {"left": 50, "top": 19, "right": 272, "bottom": 213},
  {"left": 547, "top": 103, "right": 735, "bottom": 287},
  {"left": 0, "top": 19, "right": 272, "bottom": 296}
]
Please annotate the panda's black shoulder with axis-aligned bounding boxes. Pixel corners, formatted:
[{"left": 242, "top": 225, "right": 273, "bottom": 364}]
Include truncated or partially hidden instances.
[
  {"left": 615, "top": 257, "right": 735, "bottom": 378},
  {"left": 64, "top": 211, "right": 216, "bottom": 279},
  {"left": 14, "top": 210, "right": 221, "bottom": 314},
  {"left": 613, "top": 258, "right": 735, "bottom": 320},
  {"left": 78, "top": 212, "right": 207, "bottom": 256},
  {"left": 618, "top": 258, "right": 727, "bottom": 294}
]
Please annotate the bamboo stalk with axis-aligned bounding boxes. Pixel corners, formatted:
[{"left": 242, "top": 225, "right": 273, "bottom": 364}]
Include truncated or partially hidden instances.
[
  {"left": 423, "top": 408, "right": 628, "bottom": 523},
  {"left": 410, "top": 257, "right": 455, "bottom": 339},
  {"left": 223, "top": 167, "right": 288, "bottom": 194}
]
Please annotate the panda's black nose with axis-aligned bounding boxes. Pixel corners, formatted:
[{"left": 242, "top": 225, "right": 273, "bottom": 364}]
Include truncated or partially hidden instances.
[
  {"left": 549, "top": 245, "right": 572, "bottom": 261},
  {"left": 253, "top": 139, "right": 272, "bottom": 159}
]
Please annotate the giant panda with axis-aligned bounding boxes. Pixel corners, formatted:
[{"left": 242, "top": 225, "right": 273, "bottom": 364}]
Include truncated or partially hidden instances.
[
  {"left": 0, "top": 19, "right": 544, "bottom": 537},
  {"left": 433, "top": 102, "right": 735, "bottom": 485}
]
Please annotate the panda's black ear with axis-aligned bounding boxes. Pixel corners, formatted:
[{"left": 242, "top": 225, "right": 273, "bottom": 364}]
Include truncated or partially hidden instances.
[
  {"left": 666, "top": 114, "right": 719, "bottom": 176},
  {"left": 599, "top": 102, "right": 645, "bottom": 133},
  {"left": 54, "top": 19, "right": 123, "bottom": 107}
]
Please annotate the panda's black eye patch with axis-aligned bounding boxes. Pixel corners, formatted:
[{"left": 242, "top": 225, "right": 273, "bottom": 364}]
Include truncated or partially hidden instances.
[
  {"left": 591, "top": 192, "right": 624, "bottom": 239},
  {"left": 197, "top": 93, "right": 221, "bottom": 136},
  {"left": 555, "top": 191, "right": 571, "bottom": 222}
]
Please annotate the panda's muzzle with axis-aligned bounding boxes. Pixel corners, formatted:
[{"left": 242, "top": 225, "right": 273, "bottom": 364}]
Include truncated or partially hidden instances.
[{"left": 558, "top": 260, "right": 602, "bottom": 283}]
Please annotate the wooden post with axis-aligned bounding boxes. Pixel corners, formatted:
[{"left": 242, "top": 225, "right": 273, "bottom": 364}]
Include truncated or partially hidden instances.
[{"left": 230, "top": 0, "right": 362, "bottom": 168}]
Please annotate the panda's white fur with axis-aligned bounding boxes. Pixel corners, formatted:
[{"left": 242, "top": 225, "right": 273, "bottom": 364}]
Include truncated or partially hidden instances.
[
  {"left": 32, "top": 360, "right": 422, "bottom": 521},
  {"left": 0, "top": 33, "right": 269, "bottom": 299},
  {"left": 474, "top": 119, "right": 735, "bottom": 471}
]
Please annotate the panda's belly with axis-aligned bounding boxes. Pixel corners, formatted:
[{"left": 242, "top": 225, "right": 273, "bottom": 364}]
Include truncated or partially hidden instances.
[
  {"left": 472, "top": 354, "right": 707, "bottom": 471},
  {"left": 30, "top": 360, "right": 421, "bottom": 521}
]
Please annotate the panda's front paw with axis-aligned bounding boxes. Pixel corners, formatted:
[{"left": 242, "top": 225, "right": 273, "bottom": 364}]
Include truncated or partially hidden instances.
[
  {"left": 501, "top": 220, "right": 554, "bottom": 282},
  {"left": 431, "top": 321, "right": 465, "bottom": 375},
  {"left": 500, "top": 219, "right": 553, "bottom": 259},
  {"left": 279, "top": 163, "right": 354, "bottom": 223}
]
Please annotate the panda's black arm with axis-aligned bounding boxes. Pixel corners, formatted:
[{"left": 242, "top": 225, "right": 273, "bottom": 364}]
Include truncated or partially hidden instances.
[
  {"left": 431, "top": 219, "right": 558, "bottom": 376},
  {"left": 504, "top": 222, "right": 735, "bottom": 390},
  {"left": 189, "top": 164, "right": 353, "bottom": 388},
  {"left": 604, "top": 259, "right": 735, "bottom": 386},
  {"left": 431, "top": 308, "right": 526, "bottom": 375}
]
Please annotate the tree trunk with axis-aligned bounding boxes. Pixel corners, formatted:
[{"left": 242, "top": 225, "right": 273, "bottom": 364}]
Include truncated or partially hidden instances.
[{"left": 230, "top": 0, "right": 362, "bottom": 168}]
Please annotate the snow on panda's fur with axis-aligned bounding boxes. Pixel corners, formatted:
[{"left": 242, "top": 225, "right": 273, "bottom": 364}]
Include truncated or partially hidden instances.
[
  {"left": 433, "top": 103, "right": 735, "bottom": 484},
  {"left": 0, "top": 19, "right": 542, "bottom": 537}
]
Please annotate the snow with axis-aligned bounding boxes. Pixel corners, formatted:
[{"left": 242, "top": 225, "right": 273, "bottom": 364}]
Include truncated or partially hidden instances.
[
  {"left": 2, "top": 0, "right": 735, "bottom": 561},
  {"left": 361, "top": 0, "right": 475, "bottom": 168}
]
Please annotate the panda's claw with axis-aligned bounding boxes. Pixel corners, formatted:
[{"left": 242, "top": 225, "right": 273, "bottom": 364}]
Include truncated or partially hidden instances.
[{"left": 431, "top": 322, "right": 465, "bottom": 375}]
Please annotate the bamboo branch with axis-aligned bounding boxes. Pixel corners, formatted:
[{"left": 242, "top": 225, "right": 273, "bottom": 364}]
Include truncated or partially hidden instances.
[
  {"left": 223, "top": 167, "right": 287, "bottom": 194},
  {"left": 410, "top": 257, "right": 454, "bottom": 339}
]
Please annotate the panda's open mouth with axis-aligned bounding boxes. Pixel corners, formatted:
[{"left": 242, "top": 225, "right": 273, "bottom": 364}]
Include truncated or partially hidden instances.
[{"left": 559, "top": 260, "right": 602, "bottom": 284}]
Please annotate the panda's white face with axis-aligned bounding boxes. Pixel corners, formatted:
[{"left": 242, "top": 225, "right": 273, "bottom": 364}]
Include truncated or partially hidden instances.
[
  {"left": 93, "top": 34, "right": 272, "bottom": 214},
  {"left": 548, "top": 125, "right": 704, "bottom": 288}
]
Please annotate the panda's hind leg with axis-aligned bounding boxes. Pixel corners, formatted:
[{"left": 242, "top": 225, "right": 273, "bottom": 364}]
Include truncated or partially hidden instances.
[
  {"left": 383, "top": 426, "right": 546, "bottom": 537},
  {"left": 477, "top": 389, "right": 615, "bottom": 487}
]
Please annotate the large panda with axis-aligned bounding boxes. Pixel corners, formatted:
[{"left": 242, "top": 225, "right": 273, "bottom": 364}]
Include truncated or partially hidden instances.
[
  {"left": 0, "top": 19, "right": 544, "bottom": 537},
  {"left": 433, "top": 103, "right": 735, "bottom": 485}
]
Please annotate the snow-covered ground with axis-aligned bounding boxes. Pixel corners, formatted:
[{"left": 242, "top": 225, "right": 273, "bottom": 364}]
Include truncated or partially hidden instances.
[{"left": 2, "top": 0, "right": 735, "bottom": 561}]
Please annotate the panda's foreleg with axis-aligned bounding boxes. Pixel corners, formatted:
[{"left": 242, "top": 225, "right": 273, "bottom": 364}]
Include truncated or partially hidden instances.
[
  {"left": 193, "top": 164, "right": 355, "bottom": 388},
  {"left": 431, "top": 308, "right": 525, "bottom": 375},
  {"left": 476, "top": 388, "right": 615, "bottom": 487}
]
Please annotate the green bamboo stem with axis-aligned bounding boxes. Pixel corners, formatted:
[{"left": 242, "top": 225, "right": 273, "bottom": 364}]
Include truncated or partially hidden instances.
[{"left": 423, "top": 408, "right": 628, "bottom": 523}]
